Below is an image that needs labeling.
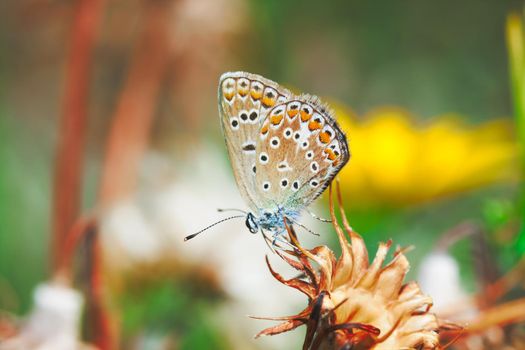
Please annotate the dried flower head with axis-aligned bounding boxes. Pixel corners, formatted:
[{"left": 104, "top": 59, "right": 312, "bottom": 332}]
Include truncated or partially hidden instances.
[{"left": 255, "top": 184, "right": 442, "bottom": 350}]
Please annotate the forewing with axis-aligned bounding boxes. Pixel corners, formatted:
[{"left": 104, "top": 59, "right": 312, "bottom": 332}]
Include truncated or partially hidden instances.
[
  {"left": 254, "top": 96, "right": 350, "bottom": 210},
  {"left": 218, "top": 71, "right": 291, "bottom": 211}
]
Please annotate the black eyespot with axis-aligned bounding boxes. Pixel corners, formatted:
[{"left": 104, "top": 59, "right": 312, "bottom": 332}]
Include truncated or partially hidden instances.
[
  {"left": 272, "top": 139, "right": 278, "bottom": 146},
  {"left": 315, "top": 118, "right": 322, "bottom": 123},
  {"left": 326, "top": 130, "right": 333, "bottom": 136},
  {"left": 334, "top": 150, "right": 340, "bottom": 156},
  {"left": 240, "top": 81, "right": 248, "bottom": 87},
  {"left": 260, "top": 154, "right": 268, "bottom": 162},
  {"left": 285, "top": 130, "right": 292, "bottom": 136},
  {"left": 240, "top": 113, "right": 248, "bottom": 121},
  {"left": 231, "top": 120, "right": 239, "bottom": 127},
  {"left": 252, "top": 165, "right": 256, "bottom": 173},
  {"left": 293, "top": 181, "right": 299, "bottom": 190},
  {"left": 281, "top": 179, "right": 288, "bottom": 187},
  {"left": 290, "top": 104, "right": 298, "bottom": 109},
  {"left": 302, "top": 141, "right": 308, "bottom": 147},
  {"left": 294, "top": 132, "right": 300, "bottom": 140},
  {"left": 311, "top": 162, "right": 318, "bottom": 171},
  {"left": 267, "top": 91, "right": 275, "bottom": 98},
  {"left": 310, "top": 180, "right": 319, "bottom": 187},
  {"left": 263, "top": 182, "right": 270, "bottom": 190},
  {"left": 249, "top": 111, "right": 258, "bottom": 121}
]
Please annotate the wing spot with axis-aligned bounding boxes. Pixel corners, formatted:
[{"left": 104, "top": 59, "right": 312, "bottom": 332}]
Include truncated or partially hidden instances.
[
  {"left": 260, "top": 123, "right": 269, "bottom": 136},
  {"left": 240, "top": 112, "right": 248, "bottom": 122},
  {"left": 294, "top": 132, "right": 301, "bottom": 141},
  {"left": 230, "top": 118, "right": 239, "bottom": 130},
  {"left": 280, "top": 179, "right": 289, "bottom": 188},
  {"left": 310, "top": 161, "right": 319, "bottom": 173},
  {"left": 301, "top": 140, "right": 309, "bottom": 150},
  {"left": 262, "top": 181, "right": 271, "bottom": 191},
  {"left": 249, "top": 111, "right": 258, "bottom": 121},
  {"left": 270, "top": 136, "right": 280, "bottom": 149},
  {"left": 277, "top": 160, "right": 292, "bottom": 172},
  {"left": 242, "top": 141, "right": 256, "bottom": 153},
  {"left": 324, "top": 148, "right": 337, "bottom": 161},
  {"left": 319, "top": 131, "right": 331, "bottom": 144},
  {"left": 284, "top": 128, "right": 293, "bottom": 139},
  {"left": 259, "top": 152, "right": 269, "bottom": 164},
  {"left": 251, "top": 82, "right": 263, "bottom": 101},
  {"left": 292, "top": 180, "right": 300, "bottom": 191},
  {"left": 310, "top": 179, "right": 319, "bottom": 188},
  {"left": 305, "top": 151, "right": 314, "bottom": 160},
  {"left": 252, "top": 164, "right": 256, "bottom": 173},
  {"left": 237, "top": 78, "right": 249, "bottom": 96},
  {"left": 270, "top": 113, "right": 284, "bottom": 126}
]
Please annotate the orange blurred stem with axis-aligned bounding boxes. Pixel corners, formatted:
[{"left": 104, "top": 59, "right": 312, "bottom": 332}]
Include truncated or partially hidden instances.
[
  {"left": 52, "top": 0, "right": 106, "bottom": 272},
  {"left": 465, "top": 297, "right": 525, "bottom": 334},
  {"left": 87, "top": 1, "right": 172, "bottom": 348},
  {"left": 98, "top": 0, "right": 171, "bottom": 207}
]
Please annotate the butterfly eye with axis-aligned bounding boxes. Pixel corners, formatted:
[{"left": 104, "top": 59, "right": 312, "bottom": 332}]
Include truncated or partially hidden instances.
[
  {"left": 292, "top": 180, "right": 300, "bottom": 191},
  {"left": 270, "top": 136, "right": 280, "bottom": 149},
  {"left": 283, "top": 128, "right": 293, "bottom": 139},
  {"left": 310, "top": 161, "right": 319, "bottom": 173},
  {"left": 262, "top": 181, "right": 271, "bottom": 191},
  {"left": 280, "top": 178, "right": 289, "bottom": 188},
  {"left": 259, "top": 152, "right": 269, "bottom": 164},
  {"left": 230, "top": 117, "right": 240, "bottom": 130}
]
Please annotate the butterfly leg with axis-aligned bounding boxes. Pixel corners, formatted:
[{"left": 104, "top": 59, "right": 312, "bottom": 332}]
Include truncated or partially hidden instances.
[
  {"left": 261, "top": 229, "right": 277, "bottom": 254},
  {"left": 308, "top": 210, "right": 332, "bottom": 223}
]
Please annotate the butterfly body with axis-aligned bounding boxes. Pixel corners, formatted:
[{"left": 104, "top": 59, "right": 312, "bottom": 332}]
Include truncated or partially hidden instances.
[{"left": 218, "top": 71, "right": 350, "bottom": 241}]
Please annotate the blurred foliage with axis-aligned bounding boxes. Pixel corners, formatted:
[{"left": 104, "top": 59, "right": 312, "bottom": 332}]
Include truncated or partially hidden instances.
[{"left": 119, "top": 281, "right": 230, "bottom": 349}]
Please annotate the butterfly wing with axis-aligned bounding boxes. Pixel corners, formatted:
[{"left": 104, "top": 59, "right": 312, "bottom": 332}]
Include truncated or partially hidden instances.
[
  {"left": 254, "top": 95, "right": 350, "bottom": 211},
  {"left": 218, "top": 72, "right": 292, "bottom": 211}
]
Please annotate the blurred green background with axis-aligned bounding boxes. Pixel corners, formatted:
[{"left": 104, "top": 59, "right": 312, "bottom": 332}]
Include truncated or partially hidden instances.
[{"left": 0, "top": 0, "right": 524, "bottom": 349}]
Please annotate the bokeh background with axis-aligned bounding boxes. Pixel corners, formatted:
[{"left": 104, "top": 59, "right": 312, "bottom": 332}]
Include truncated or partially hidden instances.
[{"left": 1, "top": 0, "right": 524, "bottom": 349}]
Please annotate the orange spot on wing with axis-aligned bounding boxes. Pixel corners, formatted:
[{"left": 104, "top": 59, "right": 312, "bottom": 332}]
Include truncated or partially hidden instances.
[
  {"left": 262, "top": 96, "right": 275, "bottom": 108},
  {"left": 270, "top": 114, "right": 284, "bottom": 125},
  {"left": 261, "top": 123, "right": 269, "bottom": 135},
  {"left": 251, "top": 90, "right": 262, "bottom": 100},
  {"left": 308, "top": 121, "right": 322, "bottom": 131},
  {"left": 238, "top": 89, "right": 248, "bottom": 97},
  {"left": 224, "top": 92, "right": 234, "bottom": 101},
  {"left": 287, "top": 109, "right": 299, "bottom": 118},
  {"left": 300, "top": 110, "right": 311, "bottom": 122},
  {"left": 324, "top": 148, "right": 337, "bottom": 161},
  {"left": 319, "top": 131, "right": 331, "bottom": 144},
  {"left": 332, "top": 159, "right": 340, "bottom": 167}
]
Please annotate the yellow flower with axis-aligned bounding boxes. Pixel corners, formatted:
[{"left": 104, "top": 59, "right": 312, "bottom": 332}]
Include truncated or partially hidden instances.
[
  {"left": 255, "top": 185, "right": 444, "bottom": 349},
  {"left": 333, "top": 105, "right": 518, "bottom": 207}
]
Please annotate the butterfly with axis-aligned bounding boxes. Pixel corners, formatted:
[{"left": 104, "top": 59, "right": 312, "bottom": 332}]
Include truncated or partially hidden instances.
[{"left": 185, "top": 72, "right": 350, "bottom": 245}]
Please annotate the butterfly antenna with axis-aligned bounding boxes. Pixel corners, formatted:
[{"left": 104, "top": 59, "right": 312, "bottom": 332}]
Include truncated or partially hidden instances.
[
  {"left": 184, "top": 215, "right": 245, "bottom": 241},
  {"left": 290, "top": 219, "right": 320, "bottom": 237},
  {"left": 308, "top": 210, "right": 332, "bottom": 223},
  {"left": 217, "top": 208, "right": 248, "bottom": 214}
]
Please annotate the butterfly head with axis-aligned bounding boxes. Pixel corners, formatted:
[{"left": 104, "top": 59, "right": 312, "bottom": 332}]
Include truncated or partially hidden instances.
[{"left": 245, "top": 212, "right": 259, "bottom": 234}]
